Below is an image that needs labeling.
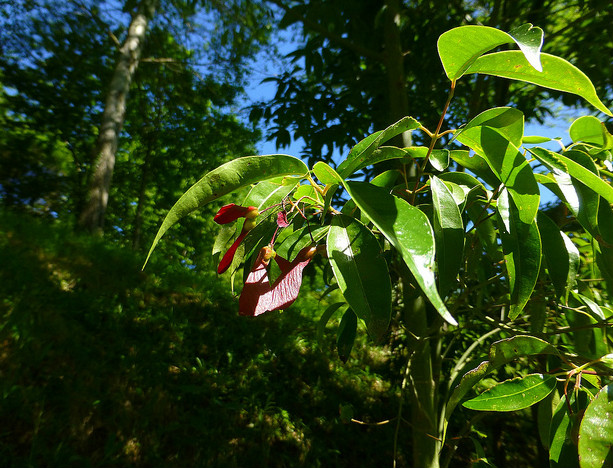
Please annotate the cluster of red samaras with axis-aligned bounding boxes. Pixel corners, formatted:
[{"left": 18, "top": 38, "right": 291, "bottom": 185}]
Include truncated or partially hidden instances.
[{"left": 214, "top": 203, "right": 318, "bottom": 317}]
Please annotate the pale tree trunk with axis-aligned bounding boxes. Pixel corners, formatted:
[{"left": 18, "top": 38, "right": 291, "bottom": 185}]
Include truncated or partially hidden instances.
[{"left": 79, "top": 0, "right": 157, "bottom": 234}]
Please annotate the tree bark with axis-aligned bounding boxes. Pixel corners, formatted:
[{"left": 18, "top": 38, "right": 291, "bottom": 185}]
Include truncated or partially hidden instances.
[
  {"left": 79, "top": 0, "right": 157, "bottom": 234},
  {"left": 382, "top": 0, "right": 412, "bottom": 147},
  {"left": 403, "top": 289, "right": 443, "bottom": 468}
]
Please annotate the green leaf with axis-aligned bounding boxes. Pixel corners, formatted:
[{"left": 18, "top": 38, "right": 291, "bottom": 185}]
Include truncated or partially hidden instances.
[
  {"left": 345, "top": 181, "right": 457, "bottom": 326},
  {"left": 456, "top": 107, "right": 524, "bottom": 147},
  {"left": 317, "top": 302, "right": 346, "bottom": 345},
  {"left": 456, "top": 112, "right": 540, "bottom": 225},
  {"left": 531, "top": 147, "right": 613, "bottom": 206},
  {"left": 467, "top": 202, "right": 502, "bottom": 262},
  {"left": 449, "top": 149, "right": 503, "bottom": 189},
  {"left": 243, "top": 180, "right": 298, "bottom": 209},
  {"left": 445, "top": 335, "right": 559, "bottom": 432},
  {"left": 523, "top": 135, "right": 553, "bottom": 144},
  {"left": 430, "top": 149, "right": 450, "bottom": 171},
  {"left": 537, "top": 391, "right": 559, "bottom": 450},
  {"left": 144, "top": 155, "right": 308, "bottom": 267},
  {"left": 497, "top": 189, "right": 542, "bottom": 319},
  {"left": 537, "top": 212, "right": 579, "bottom": 304},
  {"left": 431, "top": 176, "right": 465, "bottom": 296},
  {"left": 550, "top": 391, "right": 590, "bottom": 468},
  {"left": 313, "top": 161, "right": 342, "bottom": 185},
  {"left": 347, "top": 146, "right": 411, "bottom": 175},
  {"left": 294, "top": 183, "right": 324, "bottom": 204},
  {"left": 337, "top": 116, "right": 420, "bottom": 177},
  {"left": 570, "top": 116, "right": 613, "bottom": 149},
  {"left": 596, "top": 242, "right": 613, "bottom": 297},
  {"left": 315, "top": 164, "right": 456, "bottom": 325},
  {"left": 437, "top": 24, "right": 543, "bottom": 81},
  {"left": 371, "top": 170, "right": 400, "bottom": 188},
  {"left": 438, "top": 171, "right": 488, "bottom": 208},
  {"left": 463, "top": 374, "right": 556, "bottom": 412},
  {"left": 579, "top": 384, "right": 613, "bottom": 468},
  {"left": 275, "top": 226, "right": 329, "bottom": 261},
  {"left": 327, "top": 214, "right": 392, "bottom": 342},
  {"left": 466, "top": 51, "right": 613, "bottom": 116},
  {"left": 337, "top": 309, "right": 358, "bottom": 363},
  {"left": 566, "top": 150, "right": 601, "bottom": 238}
]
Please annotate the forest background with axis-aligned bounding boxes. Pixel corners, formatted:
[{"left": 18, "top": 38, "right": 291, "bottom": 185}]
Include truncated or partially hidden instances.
[{"left": 0, "top": 0, "right": 612, "bottom": 466}]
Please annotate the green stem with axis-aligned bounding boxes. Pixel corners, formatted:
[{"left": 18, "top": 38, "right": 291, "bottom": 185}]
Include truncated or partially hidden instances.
[{"left": 411, "top": 81, "right": 456, "bottom": 203}]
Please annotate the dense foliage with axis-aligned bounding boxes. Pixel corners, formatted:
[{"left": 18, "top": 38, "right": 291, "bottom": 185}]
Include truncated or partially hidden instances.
[
  {"left": 148, "top": 24, "right": 613, "bottom": 468},
  {"left": 2, "top": 1, "right": 613, "bottom": 467}
]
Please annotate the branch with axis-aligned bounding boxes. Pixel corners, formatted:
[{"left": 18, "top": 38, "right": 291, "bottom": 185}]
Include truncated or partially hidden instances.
[
  {"left": 267, "top": 0, "right": 384, "bottom": 62},
  {"left": 72, "top": 0, "right": 121, "bottom": 49}
]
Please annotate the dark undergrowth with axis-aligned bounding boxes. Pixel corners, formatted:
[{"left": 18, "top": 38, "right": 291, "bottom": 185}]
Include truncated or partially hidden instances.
[{"left": 0, "top": 210, "right": 403, "bottom": 467}]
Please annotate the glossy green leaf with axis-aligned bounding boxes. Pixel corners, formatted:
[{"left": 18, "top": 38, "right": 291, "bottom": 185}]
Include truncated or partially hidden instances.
[
  {"left": 327, "top": 214, "right": 392, "bottom": 341},
  {"left": 275, "top": 226, "right": 328, "bottom": 261},
  {"left": 537, "top": 212, "right": 579, "bottom": 304},
  {"left": 497, "top": 189, "right": 542, "bottom": 319},
  {"left": 438, "top": 172, "right": 488, "bottom": 208},
  {"left": 337, "top": 309, "right": 358, "bottom": 363},
  {"left": 294, "top": 183, "right": 323, "bottom": 204},
  {"left": 337, "top": 116, "right": 420, "bottom": 177},
  {"left": 144, "top": 155, "right": 308, "bottom": 267},
  {"left": 456, "top": 113, "right": 540, "bottom": 225},
  {"left": 440, "top": 180, "right": 469, "bottom": 208},
  {"left": 532, "top": 147, "right": 613, "bottom": 214},
  {"left": 467, "top": 202, "right": 502, "bottom": 262},
  {"left": 313, "top": 161, "right": 341, "bottom": 186},
  {"left": 430, "top": 149, "right": 450, "bottom": 171},
  {"left": 345, "top": 146, "right": 410, "bottom": 175},
  {"left": 564, "top": 296, "right": 607, "bottom": 360},
  {"left": 445, "top": 336, "right": 559, "bottom": 431},
  {"left": 317, "top": 163, "right": 456, "bottom": 325},
  {"left": 566, "top": 150, "right": 601, "bottom": 238},
  {"left": 431, "top": 176, "right": 465, "bottom": 296},
  {"left": 523, "top": 135, "right": 552, "bottom": 144},
  {"left": 596, "top": 242, "right": 613, "bottom": 297},
  {"left": 537, "top": 391, "right": 559, "bottom": 450},
  {"left": 371, "top": 170, "right": 400, "bottom": 188},
  {"left": 463, "top": 374, "right": 556, "bottom": 412},
  {"left": 449, "top": 148, "right": 505, "bottom": 189},
  {"left": 456, "top": 107, "right": 524, "bottom": 147},
  {"left": 317, "top": 302, "right": 346, "bottom": 345},
  {"left": 530, "top": 148, "right": 613, "bottom": 238},
  {"left": 579, "top": 383, "right": 613, "bottom": 468},
  {"left": 344, "top": 181, "right": 457, "bottom": 326},
  {"left": 466, "top": 51, "right": 613, "bottom": 116},
  {"left": 243, "top": 180, "right": 298, "bottom": 209},
  {"left": 570, "top": 291, "right": 606, "bottom": 321},
  {"left": 570, "top": 116, "right": 613, "bottom": 149},
  {"left": 550, "top": 391, "right": 590, "bottom": 468},
  {"left": 535, "top": 172, "right": 566, "bottom": 201},
  {"left": 437, "top": 24, "right": 543, "bottom": 81}
]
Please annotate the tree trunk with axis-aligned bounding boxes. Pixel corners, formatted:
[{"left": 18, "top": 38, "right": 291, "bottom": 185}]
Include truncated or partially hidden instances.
[
  {"left": 403, "top": 288, "right": 443, "bottom": 468},
  {"left": 79, "top": 0, "right": 157, "bottom": 234},
  {"left": 382, "top": 0, "right": 412, "bottom": 147}
]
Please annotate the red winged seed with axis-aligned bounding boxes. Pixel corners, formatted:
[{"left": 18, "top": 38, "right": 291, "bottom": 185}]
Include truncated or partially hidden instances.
[
  {"left": 239, "top": 245, "right": 317, "bottom": 316},
  {"left": 217, "top": 230, "right": 248, "bottom": 274},
  {"left": 214, "top": 204, "right": 259, "bottom": 224},
  {"left": 239, "top": 247, "right": 274, "bottom": 315},
  {"left": 277, "top": 211, "right": 290, "bottom": 227}
]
